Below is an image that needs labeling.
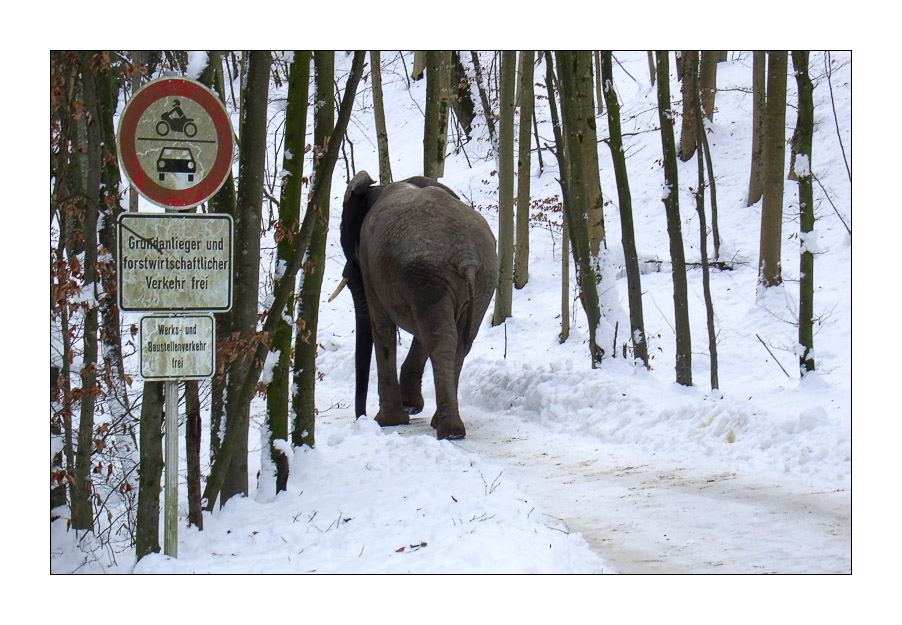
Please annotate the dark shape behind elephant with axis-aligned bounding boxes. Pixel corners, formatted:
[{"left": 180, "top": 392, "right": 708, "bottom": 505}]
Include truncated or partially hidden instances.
[{"left": 337, "top": 171, "right": 498, "bottom": 439}]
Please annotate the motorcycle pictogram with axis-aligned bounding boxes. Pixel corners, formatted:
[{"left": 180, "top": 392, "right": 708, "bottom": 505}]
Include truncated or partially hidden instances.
[{"left": 156, "top": 99, "right": 198, "bottom": 137}]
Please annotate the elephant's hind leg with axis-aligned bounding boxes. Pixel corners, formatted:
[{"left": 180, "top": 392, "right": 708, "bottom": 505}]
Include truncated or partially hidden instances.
[
  {"left": 369, "top": 307, "right": 410, "bottom": 428},
  {"left": 399, "top": 337, "right": 427, "bottom": 415},
  {"left": 422, "top": 316, "right": 467, "bottom": 440}
]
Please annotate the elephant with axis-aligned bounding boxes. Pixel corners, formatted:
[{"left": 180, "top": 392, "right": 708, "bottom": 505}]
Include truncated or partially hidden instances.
[{"left": 334, "top": 171, "right": 498, "bottom": 440}]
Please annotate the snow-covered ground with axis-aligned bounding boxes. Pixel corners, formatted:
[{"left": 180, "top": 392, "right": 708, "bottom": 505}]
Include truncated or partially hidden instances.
[{"left": 51, "top": 51, "right": 852, "bottom": 577}]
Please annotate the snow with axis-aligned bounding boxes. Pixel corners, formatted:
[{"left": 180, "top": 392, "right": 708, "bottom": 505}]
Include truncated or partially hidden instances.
[{"left": 51, "top": 51, "right": 853, "bottom": 581}]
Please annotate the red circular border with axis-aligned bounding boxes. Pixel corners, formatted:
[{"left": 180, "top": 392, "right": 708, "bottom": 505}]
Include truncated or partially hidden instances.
[{"left": 118, "top": 78, "right": 233, "bottom": 208}]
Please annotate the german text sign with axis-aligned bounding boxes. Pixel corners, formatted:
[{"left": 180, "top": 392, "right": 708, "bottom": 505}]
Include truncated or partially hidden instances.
[
  {"left": 118, "top": 213, "right": 233, "bottom": 312},
  {"left": 140, "top": 314, "right": 215, "bottom": 380},
  {"left": 117, "top": 77, "right": 234, "bottom": 208}
]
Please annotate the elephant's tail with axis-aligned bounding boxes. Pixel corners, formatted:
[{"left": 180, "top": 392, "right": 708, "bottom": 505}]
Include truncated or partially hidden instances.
[{"left": 458, "top": 262, "right": 478, "bottom": 339}]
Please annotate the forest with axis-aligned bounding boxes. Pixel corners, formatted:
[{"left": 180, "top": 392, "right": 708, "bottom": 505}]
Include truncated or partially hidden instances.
[{"left": 50, "top": 51, "right": 851, "bottom": 576}]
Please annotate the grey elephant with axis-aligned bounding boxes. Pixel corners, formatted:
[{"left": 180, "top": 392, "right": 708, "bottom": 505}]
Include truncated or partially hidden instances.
[{"left": 332, "top": 171, "right": 498, "bottom": 439}]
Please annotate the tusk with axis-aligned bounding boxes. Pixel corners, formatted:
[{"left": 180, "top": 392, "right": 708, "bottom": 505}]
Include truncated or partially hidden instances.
[{"left": 327, "top": 277, "right": 349, "bottom": 302}]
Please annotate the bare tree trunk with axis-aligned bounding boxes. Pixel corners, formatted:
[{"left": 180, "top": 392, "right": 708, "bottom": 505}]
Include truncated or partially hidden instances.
[
  {"left": 601, "top": 52, "right": 648, "bottom": 367},
  {"left": 514, "top": 50, "right": 534, "bottom": 290},
  {"left": 185, "top": 380, "right": 202, "bottom": 528},
  {"left": 758, "top": 51, "right": 788, "bottom": 290},
  {"left": 691, "top": 62, "right": 719, "bottom": 391},
  {"left": 545, "top": 55, "right": 570, "bottom": 344},
  {"left": 221, "top": 50, "right": 271, "bottom": 505},
  {"left": 655, "top": 51, "right": 692, "bottom": 386},
  {"left": 647, "top": 52, "right": 656, "bottom": 86},
  {"left": 424, "top": 51, "right": 451, "bottom": 178},
  {"left": 370, "top": 51, "right": 393, "bottom": 183},
  {"left": 679, "top": 50, "right": 699, "bottom": 162},
  {"left": 699, "top": 51, "right": 718, "bottom": 121},
  {"left": 72, "top": 50, "right": 101, "bottom": 532},
  {"left": 412, "top": 51, "right": 425, "bottom": 81},
  {"left": 292, "top": 51, "right": 333, "bottom": 450},
  {"left": 556, "top": 50, "right": 604, "bottom": 366},
  {"left": 747, "top": 51, "right": 766, "bottom": 206},
  {"left": 492, "top": 50, "right": 517, "bottom": 326},
  {"left": 793, "top": 50, "right": 815, "bottom": 374}
]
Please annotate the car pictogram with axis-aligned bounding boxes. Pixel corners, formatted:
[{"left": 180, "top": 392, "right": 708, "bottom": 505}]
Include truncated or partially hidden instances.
[{"left": 157, "top": 147, "right": 197, "bottom": 182}]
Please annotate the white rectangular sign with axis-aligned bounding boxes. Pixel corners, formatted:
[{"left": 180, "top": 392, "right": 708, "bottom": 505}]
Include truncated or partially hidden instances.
[
  {"left": 118, "top": 213, "right": 233, "bottom": 312},
  {"left": 140, "top": 314, "right": 215, "bottom": 380}
]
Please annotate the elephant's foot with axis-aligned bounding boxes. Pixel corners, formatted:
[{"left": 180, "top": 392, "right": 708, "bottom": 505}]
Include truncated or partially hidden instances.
[
  {"left": 431, "top": 413, "right": 466, "bottom": 440},
  {"left": 401, "top": 390, "right": 424, "bottom": 415},
  {"left": 375, "top": 407, "right": 410, "bottom": 428}
]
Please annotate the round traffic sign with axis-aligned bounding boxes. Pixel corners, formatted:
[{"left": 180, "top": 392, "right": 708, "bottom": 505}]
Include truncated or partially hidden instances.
[{"left": 118, "top": 77, "right": 234, "bottom": 209}]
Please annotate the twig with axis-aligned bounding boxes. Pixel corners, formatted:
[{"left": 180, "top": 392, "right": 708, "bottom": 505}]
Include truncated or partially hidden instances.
[
  {"left": 824, "top": 52, "right": 852, "bottom": 183},
  {"left": 755, "top": 334, "right": 791, "bottom": 378},
  {"left": 812, "top": 173, "right": 851, "bottom": 236}
]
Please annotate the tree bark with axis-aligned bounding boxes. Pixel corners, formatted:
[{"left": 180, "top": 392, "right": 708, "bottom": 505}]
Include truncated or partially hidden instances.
[
  {"left": 601, "top": 52, "right": 648, "bottom": 367},
  {"left": 758, "top": 51, "right": 788, "bottom": 289},
  {"left": 292, "top": 51, "right": 333, "bottom": 451},
  {"left": 424, "top": 51, "right": 451, "bottom": 178},
  {"left": 679, "top": 50, "right": 699, "bottom": 162},
  {"left": 471, "top": 51, "right": 496, "bottom": 142},
  {"left": 555, "top": 50, "right": 603, "bottom": 366},
  {"left": 699, "top": 51, "right": 718, "bottom": 121},
  {"left": 514, "top": 50, "right": 534, "bottom": 290},
  {"left": 185, "top": 380, "right": 203, "bottom": 528},
  {"left": 370, "top": 51, "right": 393, "bottom": 183},
  {"left": 221, "top": 50, "right": 271, "bottom": 505},
  {"left": 545, "top": 55, "right": 570, "bottom": 344},
  {"left": 691, "top": 62, "right": 719, "bottom": 391},
  {"left": 793, "top": 50, "right": 815, "bottom": 374},
  {"left": 747, "top": 51, "right": 766, "bottom": 206},
  {"left": 72, "top": 50, "right": 101, "bottom": 532},
  {"left": 655, "top": 51, "right": 692, "bottom": 386},
  {"left": 491, "top": 50, "right": 517, "bottom": 326}
]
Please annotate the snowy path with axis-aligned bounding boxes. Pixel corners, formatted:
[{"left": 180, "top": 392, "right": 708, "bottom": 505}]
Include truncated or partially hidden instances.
[{"left": 399, "top": 411, "right": 851, "bottom": 574}]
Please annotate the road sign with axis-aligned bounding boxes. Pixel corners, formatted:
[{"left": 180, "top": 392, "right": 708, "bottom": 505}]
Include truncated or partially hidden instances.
[
  {"left": 117, "top": 77, "right": 234, "bottom": 208},
  {"left": 118, "top": 212, "right": 233, "bottom": 312},
  {"left": 140, "top": 314, "right": 215, "bottom": 380}
]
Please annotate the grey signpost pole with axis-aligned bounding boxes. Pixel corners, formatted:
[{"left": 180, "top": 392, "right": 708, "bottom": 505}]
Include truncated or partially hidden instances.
[{"left": 164, "top": 379, "right": 179, "bottom": 557}]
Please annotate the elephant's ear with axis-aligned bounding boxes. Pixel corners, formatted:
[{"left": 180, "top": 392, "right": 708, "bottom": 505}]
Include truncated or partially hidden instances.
[
  {"left": 344, "top": 171, "right": 376, "bottom": 206},
  {"left": 340, "top": 171, "right": 377, "bottom": 264}
]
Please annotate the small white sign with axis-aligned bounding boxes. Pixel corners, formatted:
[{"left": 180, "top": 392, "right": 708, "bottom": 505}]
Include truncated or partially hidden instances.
[{"left": 140, "top": 314, "right": 215, "bottom": 380}]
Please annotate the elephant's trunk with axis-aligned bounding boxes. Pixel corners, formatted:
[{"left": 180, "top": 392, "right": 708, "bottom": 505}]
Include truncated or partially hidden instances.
[{"left": 348, "top": 276, "right": 372, "bottom": 419}]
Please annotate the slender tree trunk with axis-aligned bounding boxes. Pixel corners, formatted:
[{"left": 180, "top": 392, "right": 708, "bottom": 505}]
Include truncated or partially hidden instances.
[
  {"left": 411, "top": 51, "right": 425, "bottom": 81},
  {"left": 221, "top": 51, "right": 271, "bottom": 505},
  {"left": 514, "top": 50, "right": 534, "bottom": 290},
  {"left": 266, "top": 51, "right": 309, "bottom": 493},
  {"left": 571, "top": 51, "right": 605, "bottom": 256},
  {"left": 198, "top": 52, "right": 236, "bottom": 465},
  {"left": 691, "top": 63, "right": 719, "bottom": 390},
  {"left": 679, "top": 50, "right": 699, "bottom": 162},
  {"left": 594, "top": 51, "right": 604, "bottom": 115},
  {"left": 793, "top": 50, "right": 815, "bottom": 374},
  {"left": 556, "top": 51, "right": 603, "bottom": 366},
  {"left": 292, "top": 51, "right": 333, "bottom": 450},
  {"left": 471, "top": 51, "right": 496, "bottom": 142},
  {"left": 546, "top": 55, "right": 570, "bottom": 343},
  {"left": 184, "top": 380, "right": 203, "bottom": 528},
  {"left": 72, "top": 51, "right": 101, "bottom": 532},
  {"left": 450, "top": 51, "right": 476, "bottom": 141},
  {"left": 699, "top": 51, "right": 718, "bottom": 121},
  {"left": 370, "top": 51, "right": 393, "bottom": 184},
  {"left": 655, "top": 51, "right": 692, "bottom": 386},
  {"left": 758, "top": 51, "right": 788, "bottom": 289},
  {"left": 601, "top": 52, "right": 648, "bottom": 367},
  {"left": 424, "top": 51, "right": 451, "bottom": 178},
  {"left": 492, "top": 50, "right": 517, "bottom": 326},
  {"left": 747, "top": 51, "right": 766, "bottom": 206},
  {"left": 647, "top": 52, "right": 656, "bottom": 86},
  {"left": 203, "top": 52, "right": 366, "bottom": 512},
  {"left": 135, "top": 381, "right": 164, "bottom": 560}
]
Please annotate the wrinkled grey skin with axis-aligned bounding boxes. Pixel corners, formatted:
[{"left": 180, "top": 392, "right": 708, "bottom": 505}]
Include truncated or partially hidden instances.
[{"left": 340, "top": 171, "right": 498, "bottom": 439}]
